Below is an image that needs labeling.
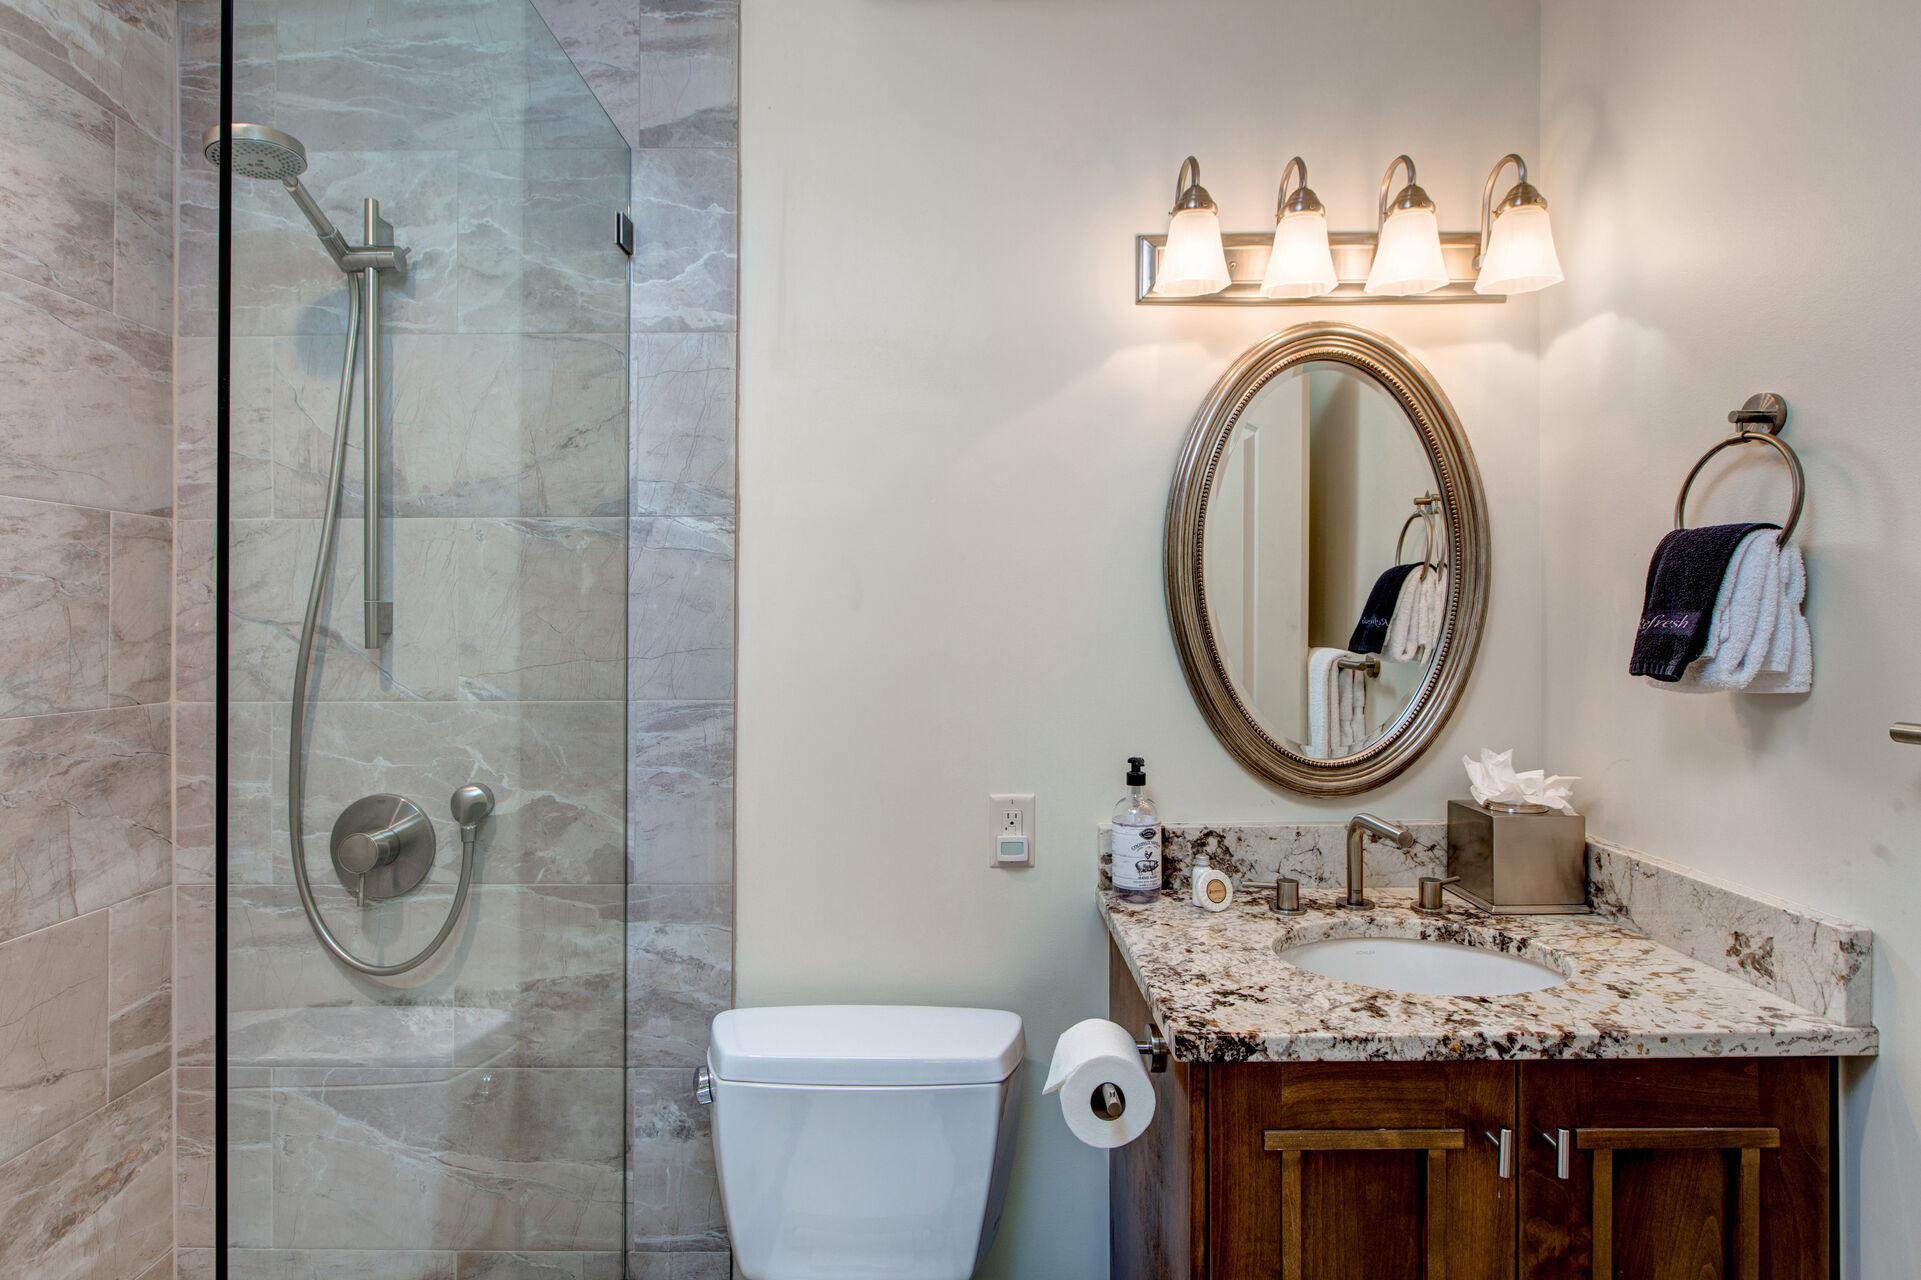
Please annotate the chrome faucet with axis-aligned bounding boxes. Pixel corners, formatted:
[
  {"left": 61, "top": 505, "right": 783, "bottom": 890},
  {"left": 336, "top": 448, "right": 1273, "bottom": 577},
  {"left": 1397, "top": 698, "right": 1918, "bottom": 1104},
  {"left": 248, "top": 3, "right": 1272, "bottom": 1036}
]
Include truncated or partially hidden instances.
[{"left": 1341, "top": 813, "right": 1413, "bottom": 909}]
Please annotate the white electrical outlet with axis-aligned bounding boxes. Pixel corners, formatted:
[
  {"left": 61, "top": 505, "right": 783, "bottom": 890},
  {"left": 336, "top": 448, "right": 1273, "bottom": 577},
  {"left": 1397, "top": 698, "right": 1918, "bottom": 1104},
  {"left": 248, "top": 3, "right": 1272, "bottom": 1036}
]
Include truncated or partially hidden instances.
[{"left": 988, "top": 793, "right": 1036, "bottom": 867}]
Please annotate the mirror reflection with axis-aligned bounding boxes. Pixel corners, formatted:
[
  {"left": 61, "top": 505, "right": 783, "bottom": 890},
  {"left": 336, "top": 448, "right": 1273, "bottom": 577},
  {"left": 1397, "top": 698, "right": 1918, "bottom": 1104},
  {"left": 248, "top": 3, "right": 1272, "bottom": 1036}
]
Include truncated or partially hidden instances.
[{"left": 1202, "top": 360, "right": 1448, "bottom": 758}]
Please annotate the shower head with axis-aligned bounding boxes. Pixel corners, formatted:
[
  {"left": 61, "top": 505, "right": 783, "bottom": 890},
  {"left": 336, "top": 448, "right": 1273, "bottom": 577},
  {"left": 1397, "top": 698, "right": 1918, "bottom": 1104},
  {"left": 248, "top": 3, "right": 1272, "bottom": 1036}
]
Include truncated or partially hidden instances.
[
  {"left": 202, "top": 122, "right": 308, "bottom": 182},
  {"left": 202, "top": 123, "right": 357, "bottom": 272}
]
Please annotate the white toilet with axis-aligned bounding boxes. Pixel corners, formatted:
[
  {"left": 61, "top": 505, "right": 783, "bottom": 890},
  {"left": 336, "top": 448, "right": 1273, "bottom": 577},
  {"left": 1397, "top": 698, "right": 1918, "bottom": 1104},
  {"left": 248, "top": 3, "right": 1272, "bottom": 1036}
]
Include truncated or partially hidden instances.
[{"left": 704, "top": 1004, "right": 1025, "bottom": 1280}]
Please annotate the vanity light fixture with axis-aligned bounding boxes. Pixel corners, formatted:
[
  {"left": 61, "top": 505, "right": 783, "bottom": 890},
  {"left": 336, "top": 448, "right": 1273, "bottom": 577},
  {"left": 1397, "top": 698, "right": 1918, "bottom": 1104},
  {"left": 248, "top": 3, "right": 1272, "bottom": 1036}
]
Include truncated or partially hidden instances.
[
  {"left": 1257, "top": 157, "right": 1338, "bottom": 299},
  {"left": 1473, "top": 153, "right": 1563, "bottom": 295},
  {"left": 1364, "top": 155, "right": 1449, "bottom": 296},
  {"left": 1151, "top": 156, "right": 1231, "bottom": 297}
]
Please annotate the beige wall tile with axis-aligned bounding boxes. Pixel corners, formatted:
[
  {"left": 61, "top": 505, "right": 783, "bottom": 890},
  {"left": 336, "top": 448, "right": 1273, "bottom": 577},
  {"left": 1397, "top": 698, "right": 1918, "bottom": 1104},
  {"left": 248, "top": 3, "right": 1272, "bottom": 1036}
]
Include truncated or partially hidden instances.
[
  {"left": 0, "top": 273, "right": 171, "bottom": 513},
  {"left": 0, "top": 41, "right": 114, "bottom": 308},
  {"left": 0, "top": 704, "right": 171, "bottom": 940},
  {"left": 172, "top": 885, "right": 212, "bottom": 1069},
  {"left": 270, "top": 1066, "right": 623, "bottom": 1251},
  {"left": 0, "top": 0, "right": 177, "bottom": 143},
  {"left": 110, "top": 512, "right": 173, "bottom": 706},
  {"left": 0, "top": 496, "right": 110, "bottom": 717},
  {"left": 107, "top": 885, "right": 170, "bottom": 1097},
  {"left": 0, "top": 1067, "right": 172, "bottom": 1278},
  {"left": 173, "top": 703, "right": 215, "bottom": 884},
  {"left": 173, "top": 518, "right": 215, "bottom": 702},
  {"left": 0, "top": 910, "right": 107, "bottom": 1165},
  {"left": 112, "top": 116, "right": 172, "bottom": 333}
]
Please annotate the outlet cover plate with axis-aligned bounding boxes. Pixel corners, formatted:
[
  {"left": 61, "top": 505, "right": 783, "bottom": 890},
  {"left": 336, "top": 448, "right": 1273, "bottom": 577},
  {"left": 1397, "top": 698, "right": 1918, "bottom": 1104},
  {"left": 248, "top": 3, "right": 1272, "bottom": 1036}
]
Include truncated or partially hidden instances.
[{"left": 988, "top": 793, "right": 1036, "bottom": 867}]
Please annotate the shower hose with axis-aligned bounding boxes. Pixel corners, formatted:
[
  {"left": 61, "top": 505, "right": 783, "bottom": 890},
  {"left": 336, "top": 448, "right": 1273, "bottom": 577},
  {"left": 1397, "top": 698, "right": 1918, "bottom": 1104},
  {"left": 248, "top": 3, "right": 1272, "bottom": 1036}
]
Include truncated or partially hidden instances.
[{"left": 286, "top": 276, "right": 477, "bottom": 977}]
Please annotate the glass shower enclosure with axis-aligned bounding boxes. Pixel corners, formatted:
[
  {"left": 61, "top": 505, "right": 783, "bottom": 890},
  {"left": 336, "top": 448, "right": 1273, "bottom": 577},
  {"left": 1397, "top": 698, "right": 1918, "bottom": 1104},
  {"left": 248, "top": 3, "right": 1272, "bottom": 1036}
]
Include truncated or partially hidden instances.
[{"left": 209, "top": 0, "right": 630, "bottom": 1270}]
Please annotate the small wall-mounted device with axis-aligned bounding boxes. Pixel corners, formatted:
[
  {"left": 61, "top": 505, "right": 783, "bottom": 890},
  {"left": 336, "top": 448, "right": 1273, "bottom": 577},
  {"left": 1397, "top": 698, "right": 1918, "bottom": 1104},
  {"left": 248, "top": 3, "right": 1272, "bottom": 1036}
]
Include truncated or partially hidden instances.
[{"left": 989, "top": 793, "right": 1037, "bottom": 867}]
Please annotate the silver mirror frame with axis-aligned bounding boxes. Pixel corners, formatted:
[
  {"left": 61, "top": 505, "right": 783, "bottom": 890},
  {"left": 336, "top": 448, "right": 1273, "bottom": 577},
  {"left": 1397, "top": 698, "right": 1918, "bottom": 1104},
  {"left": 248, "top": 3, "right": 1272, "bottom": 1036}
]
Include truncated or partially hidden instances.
[{"left": 1164, "top": 323, "right": 1489, "bottom": 796}]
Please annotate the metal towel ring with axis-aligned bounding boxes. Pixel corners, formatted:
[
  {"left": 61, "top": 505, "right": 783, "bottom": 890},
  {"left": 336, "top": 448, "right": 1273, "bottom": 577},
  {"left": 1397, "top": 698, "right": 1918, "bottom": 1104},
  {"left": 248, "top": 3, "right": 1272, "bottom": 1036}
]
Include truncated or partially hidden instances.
[
  {"left": 1395, "top": 511, "right": 1429, "bottom": 566},
  {"left": 1396, "top": 493, "right": 1445, "bottom": 570},
  {"left": 1673, "top": 392, "right": 1804, "bottom": 547}
]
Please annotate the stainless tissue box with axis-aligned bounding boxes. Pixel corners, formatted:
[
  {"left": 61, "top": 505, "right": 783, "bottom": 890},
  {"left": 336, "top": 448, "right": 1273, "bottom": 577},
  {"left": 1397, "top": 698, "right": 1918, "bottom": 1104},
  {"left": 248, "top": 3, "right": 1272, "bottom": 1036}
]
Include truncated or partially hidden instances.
[{"left": 1445, "top": 799, "right": 1587, "bottom": 914}]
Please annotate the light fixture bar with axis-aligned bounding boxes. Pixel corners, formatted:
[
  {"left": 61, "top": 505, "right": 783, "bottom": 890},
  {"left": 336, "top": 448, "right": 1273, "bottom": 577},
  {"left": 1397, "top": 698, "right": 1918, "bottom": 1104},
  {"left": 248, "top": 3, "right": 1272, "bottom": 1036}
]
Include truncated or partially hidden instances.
[{"left": 1136, "top": 231, "right": 1502, "bottom": 305}]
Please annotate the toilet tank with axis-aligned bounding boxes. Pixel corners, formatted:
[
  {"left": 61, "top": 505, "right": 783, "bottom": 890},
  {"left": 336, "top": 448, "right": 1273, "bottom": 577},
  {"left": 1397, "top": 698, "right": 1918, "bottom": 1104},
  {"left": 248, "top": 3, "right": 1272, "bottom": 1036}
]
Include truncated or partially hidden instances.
[{"left": 707, "top": 1005, "right": 1025, "bottom": 1280}]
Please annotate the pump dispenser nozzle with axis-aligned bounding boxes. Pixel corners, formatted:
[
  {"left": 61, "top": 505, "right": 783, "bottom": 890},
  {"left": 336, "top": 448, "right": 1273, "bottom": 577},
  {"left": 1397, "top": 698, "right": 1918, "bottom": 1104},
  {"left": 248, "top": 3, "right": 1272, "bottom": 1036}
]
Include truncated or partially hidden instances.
[{"left": 1126, "top": 757, "right": 1146, "bottom": 787}]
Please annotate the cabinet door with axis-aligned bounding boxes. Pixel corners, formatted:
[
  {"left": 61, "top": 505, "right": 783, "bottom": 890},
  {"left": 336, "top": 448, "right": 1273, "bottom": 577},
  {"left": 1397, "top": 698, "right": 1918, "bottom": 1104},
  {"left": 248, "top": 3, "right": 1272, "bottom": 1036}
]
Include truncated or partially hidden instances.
[
  {"left": 1517, "top": 1059, "right": 1830, "bottom": 1280},
  {"left": 1210, "top": 1062, "right": 1517, "bottom": 1280}
]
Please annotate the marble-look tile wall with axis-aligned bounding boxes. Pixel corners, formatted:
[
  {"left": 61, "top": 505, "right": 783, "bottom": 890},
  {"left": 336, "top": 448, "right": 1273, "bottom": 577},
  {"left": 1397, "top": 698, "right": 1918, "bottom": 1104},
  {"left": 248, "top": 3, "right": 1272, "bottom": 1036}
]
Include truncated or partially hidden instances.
[
  {"left": 171, "top": 0, "right": 636, "bottom": 1273},
  {"left": 531, "top": 0, "right": 739, "bottom": 1270},
  {"left": 0, "top": 1, "right": 179, "bottom": 1277}
]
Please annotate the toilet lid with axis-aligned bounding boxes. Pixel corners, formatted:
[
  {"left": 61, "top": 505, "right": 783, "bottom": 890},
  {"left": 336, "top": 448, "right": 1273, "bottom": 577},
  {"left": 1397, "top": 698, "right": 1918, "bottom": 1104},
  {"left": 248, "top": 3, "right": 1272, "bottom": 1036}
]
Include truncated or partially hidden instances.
[{"left": 709, "top": 1005, "right": 1025, "bottom": 1086}]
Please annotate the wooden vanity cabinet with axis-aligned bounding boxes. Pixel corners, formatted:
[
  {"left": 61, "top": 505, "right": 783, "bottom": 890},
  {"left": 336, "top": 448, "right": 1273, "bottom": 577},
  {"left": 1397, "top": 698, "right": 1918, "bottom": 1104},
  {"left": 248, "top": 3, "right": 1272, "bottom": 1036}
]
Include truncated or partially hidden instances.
[{"left": 1110, "top": 949, "right": 1834, "bottom": 1280}]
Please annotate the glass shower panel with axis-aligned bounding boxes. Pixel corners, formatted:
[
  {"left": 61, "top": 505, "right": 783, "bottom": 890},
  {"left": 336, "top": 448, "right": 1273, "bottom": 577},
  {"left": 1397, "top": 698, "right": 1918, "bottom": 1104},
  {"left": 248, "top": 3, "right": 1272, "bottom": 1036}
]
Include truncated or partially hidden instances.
[{"left": 218, "top": 0, "right": 629, "bottom": 1268}]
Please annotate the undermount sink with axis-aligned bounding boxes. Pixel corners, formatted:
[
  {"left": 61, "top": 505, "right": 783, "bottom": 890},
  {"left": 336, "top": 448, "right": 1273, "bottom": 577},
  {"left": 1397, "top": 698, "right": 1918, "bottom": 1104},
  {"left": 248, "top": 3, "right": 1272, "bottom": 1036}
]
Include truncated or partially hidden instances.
[{"left": 1277, "top": 935, "right": 1566, "bottom": 997}]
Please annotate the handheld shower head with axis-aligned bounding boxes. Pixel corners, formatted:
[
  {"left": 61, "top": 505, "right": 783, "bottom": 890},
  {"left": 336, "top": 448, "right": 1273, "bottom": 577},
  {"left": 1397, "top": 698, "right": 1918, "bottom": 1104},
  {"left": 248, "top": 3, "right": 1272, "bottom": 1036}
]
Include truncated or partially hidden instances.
[
  {"left": 203, "top": 123, "right": 354, "bottom": 270},
  {"left": 202, "top": 122, "right": 308, "bottom": 181}
]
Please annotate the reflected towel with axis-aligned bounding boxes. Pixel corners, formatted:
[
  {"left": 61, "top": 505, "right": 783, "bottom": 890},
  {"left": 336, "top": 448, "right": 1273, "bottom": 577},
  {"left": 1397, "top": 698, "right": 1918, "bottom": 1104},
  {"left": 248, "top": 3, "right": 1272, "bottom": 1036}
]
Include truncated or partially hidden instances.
[
  {"left": 1305, "top": 648, "right": 1342, "bottom": 759},
  {"left": 1383, "top": 567, "right": 1447, "bottom": 664},
  {"left": 1337, "top": 661, "right": 1366, "bottom": 750},
  {"left": 1381, "top": 569, "right": 1427, "bottom": 662},
  {"left": 1349, "top": 563, "right": 1420, "bottom": 655}
]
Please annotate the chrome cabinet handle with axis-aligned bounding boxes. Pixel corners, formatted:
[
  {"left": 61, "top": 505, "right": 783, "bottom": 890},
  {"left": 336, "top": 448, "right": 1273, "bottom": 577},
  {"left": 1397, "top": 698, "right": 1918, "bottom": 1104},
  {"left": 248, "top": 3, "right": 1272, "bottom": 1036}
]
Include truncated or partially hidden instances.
[
  {"left": 1485, "top": 1127, "right": 1514, "bottom": 1179},
  {"left": 1892, "top": 723, "right": 1921, "bottom": 745},
  {"left": 1539, "top": 1128, "right": 1572, "bottom": 1179}
]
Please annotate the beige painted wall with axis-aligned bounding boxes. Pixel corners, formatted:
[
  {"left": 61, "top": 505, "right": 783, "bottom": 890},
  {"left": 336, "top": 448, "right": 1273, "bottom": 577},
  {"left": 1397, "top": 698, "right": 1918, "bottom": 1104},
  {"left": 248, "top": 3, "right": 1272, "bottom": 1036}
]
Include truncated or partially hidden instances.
[
  {"left": 739, "top": 1, "right": 1541, "bottom": 1272},
  {"left": 1538, "top": 0, "right": 1921, "bottom": 1269}
]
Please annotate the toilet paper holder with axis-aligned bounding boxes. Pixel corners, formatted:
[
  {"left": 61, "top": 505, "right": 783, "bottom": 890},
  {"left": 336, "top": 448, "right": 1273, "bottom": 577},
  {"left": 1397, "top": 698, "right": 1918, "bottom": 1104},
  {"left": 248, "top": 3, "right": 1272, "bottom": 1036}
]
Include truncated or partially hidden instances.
[
  {"left": 1136, "top": 1023, "right": 1168, "bottom": 1074},
  {"left": 1088, "top": 1025, "right": 1169, "bottom": 1122}
]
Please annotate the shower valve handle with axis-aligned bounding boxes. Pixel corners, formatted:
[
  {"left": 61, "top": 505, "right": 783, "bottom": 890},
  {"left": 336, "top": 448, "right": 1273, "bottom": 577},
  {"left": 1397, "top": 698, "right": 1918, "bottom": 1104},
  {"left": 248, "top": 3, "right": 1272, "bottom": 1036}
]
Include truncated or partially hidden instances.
[{"left": 338, "top": 823, "right": 405, "bottom": 875}]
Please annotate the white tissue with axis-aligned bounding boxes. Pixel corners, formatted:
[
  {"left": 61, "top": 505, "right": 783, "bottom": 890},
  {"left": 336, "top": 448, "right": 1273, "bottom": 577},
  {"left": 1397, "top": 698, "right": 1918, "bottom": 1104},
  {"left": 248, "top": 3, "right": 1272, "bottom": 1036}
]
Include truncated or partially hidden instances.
[
  {"left": 1045, "top": 1018, "right": 1155, "bottom": 1149},
  {"left": 1462, "top": 747, "right": 1579, "bottom": 815}
]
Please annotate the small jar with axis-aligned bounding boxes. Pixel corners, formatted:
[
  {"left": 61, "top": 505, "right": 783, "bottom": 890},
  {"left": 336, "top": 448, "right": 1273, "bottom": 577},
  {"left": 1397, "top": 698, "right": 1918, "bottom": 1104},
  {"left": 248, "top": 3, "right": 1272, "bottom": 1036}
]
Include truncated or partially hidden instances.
[{"left": 1191, "top": 852, "right": 1234, "bottom": 912}]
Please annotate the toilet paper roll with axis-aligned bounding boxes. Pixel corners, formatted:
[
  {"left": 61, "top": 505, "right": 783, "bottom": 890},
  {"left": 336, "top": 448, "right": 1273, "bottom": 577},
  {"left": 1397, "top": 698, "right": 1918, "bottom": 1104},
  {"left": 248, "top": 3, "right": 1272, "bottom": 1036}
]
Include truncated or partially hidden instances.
[{"left": 1044, "top": 1018, "right": 1155, "bottom": 1149}]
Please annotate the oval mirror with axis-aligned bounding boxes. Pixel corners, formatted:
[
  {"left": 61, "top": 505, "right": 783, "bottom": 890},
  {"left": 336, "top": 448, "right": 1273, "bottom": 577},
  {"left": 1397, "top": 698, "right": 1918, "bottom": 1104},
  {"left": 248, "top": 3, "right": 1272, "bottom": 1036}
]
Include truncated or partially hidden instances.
[{"left": 1165, "top": 324, "right": 1488, "bottom": 795}]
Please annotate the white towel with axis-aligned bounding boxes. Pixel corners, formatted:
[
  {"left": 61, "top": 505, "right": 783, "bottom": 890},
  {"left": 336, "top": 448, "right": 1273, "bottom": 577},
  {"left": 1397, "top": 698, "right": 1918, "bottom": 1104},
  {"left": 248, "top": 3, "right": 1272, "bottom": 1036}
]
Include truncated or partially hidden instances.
[
  {"left": 1305, "top": 648, "right": 1341, "bottom": 759},
  {"left": 1416, "top": 569, "right": 1445, "bottom": 659},
  {"left": 1337, "top": 661, "right": 1366, "bottom": 750},
  {"left": 1665, "top": 530, "right": 1811, "bottom": 694},
  {"left": 1381, "top": 569, "right": 1428, "bottom": 663},
  {"left": 1383, "top": 565, "right": 1429, "bottom": 657},
  {"left": 1747, "top": 546, "right": 1811, "bottom": 694},
  {"left": 1306, "top": 648, "right": 1369, "bottom": 758}
]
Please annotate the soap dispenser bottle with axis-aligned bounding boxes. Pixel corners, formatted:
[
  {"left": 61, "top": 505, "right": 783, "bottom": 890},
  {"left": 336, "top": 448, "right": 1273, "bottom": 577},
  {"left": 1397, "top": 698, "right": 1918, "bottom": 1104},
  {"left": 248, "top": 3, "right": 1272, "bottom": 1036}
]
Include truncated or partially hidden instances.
[{"left": 1111, "top": 756, "right": 1162, "bottom": 903}]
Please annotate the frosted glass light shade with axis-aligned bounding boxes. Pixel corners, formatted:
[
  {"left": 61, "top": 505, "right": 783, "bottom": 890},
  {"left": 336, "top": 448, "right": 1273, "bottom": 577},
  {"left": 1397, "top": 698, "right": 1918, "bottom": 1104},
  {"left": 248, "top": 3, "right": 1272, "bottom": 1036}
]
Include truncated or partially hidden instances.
[
  {"left": 1364, "top": 207, "right": 1448, "bottom": 295},
  {"left": 1474, "top": 203, "right": 1563, "bottom": 294},
  {"left": 1258, "top": 211, "right": 1337, "bottom": 299},
  {"left": 1155, "top": 207, "right": 1231, "bottom": 297}
]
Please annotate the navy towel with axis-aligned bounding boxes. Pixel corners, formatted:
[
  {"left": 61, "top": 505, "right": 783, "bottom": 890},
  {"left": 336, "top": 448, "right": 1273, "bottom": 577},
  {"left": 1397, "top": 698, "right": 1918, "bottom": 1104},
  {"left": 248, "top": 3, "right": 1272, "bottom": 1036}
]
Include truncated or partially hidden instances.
[
  {"left": 1630, "top": 522, "right": 1777, "bottom": 681},
  {"left": 1348, "top": 563, "right": 1420, "bottom": 655}
]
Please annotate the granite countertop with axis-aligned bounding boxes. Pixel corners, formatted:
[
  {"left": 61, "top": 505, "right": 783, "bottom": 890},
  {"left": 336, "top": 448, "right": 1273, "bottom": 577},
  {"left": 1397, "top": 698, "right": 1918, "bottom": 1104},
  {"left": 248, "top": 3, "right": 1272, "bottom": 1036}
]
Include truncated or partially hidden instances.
[{"left": 1101, "top": 887, "right": 1880, "bottom": 1063}]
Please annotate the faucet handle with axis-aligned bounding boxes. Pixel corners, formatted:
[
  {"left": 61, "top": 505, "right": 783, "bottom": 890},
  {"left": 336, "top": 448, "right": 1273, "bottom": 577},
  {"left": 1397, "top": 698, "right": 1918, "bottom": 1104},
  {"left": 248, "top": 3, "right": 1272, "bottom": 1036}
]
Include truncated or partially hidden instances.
[{"left": 1416, "top": 875, "right": 1460, "bottom": 915}]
